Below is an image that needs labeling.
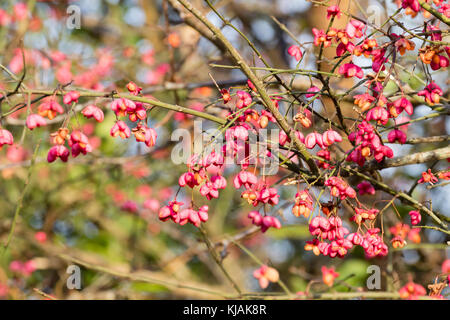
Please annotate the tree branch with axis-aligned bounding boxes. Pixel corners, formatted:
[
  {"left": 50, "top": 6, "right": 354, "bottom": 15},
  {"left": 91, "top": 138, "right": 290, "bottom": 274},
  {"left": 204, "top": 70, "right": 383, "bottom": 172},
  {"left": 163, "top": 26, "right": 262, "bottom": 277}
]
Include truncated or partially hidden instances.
[
  {"left": 175, "top": 0, "right": 319, "bottom": 175},
  {"left": 1, "top": 89, "right": 227, "bottom": 125},
  {"left": 357, "top": 145, "right": 450, "bottom": 171},
  {"left": 418, "top": 0, "right": 450, "bottom": 25}
]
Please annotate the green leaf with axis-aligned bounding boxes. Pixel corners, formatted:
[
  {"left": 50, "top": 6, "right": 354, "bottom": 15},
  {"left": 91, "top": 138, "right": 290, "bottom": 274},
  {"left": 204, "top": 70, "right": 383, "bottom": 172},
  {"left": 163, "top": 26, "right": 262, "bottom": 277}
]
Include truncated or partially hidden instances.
[
  {"left": 335, "top": 259, "right": 371, "bottom": 289},
  {"left": 266, "top": 224, "right": 309, "bottom": 239}
]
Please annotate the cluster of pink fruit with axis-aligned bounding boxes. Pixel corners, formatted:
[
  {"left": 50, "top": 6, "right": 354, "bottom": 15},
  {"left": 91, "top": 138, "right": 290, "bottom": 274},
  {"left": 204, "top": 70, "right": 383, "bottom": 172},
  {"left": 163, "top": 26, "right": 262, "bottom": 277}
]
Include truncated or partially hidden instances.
[
  {"left": 178, "top": 152, "right": 227, "bottom": 201},
  {"left": 234, "top": 170, "right": 280, "bottom": 207},
  {"left": 325, "top": 177, "right": 356, "bottom": 200},
  {"left": 159, "top": 151, "right": 227, "bottom": 227},
  {"left": 47, "top": 128, "right": 92, "bottom": 163},
  {"left": 159, "top": 200, "right": 209, "bottom": 228},
  {"left": 248, "top": 211, "right": 281, "bottom": 233},
  {"left": 109, "top": 85, "right": 157, "bottom": 148},
  {"left": 347, "top": 120, "right": 394, "bottom": 166},
  {"left": 305, "top": 216, "right": 352, "bottom": 258},
  {"left": 6, "top": 81, "right": 158, "bottom": 164},
  {"left": 306, "top": 217, "right": 389, "bottom": 259}
]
